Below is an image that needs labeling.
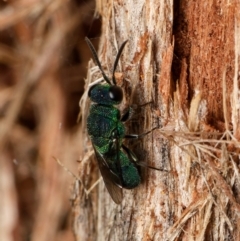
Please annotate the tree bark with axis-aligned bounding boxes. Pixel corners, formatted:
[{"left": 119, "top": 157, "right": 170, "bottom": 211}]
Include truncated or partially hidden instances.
[{"left": 74, "top": 0, "right": 240, "bottom": 240}]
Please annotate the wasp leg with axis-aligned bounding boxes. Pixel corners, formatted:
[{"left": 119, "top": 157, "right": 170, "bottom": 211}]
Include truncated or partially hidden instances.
[
  {"left": 124, "top": 126, "right": 158, "bottom": 139},
  {"left": 121, "top": 101, "right": 153, "bottom": 122},
  {"left": 122, "top": 144, "right": 138, "bottom": 162},
  {"left": 121, "top": 106, "right": 133, "bottom": 122},
  {"left": 122, "top": 144, "right": 167, "bottom": 172}
]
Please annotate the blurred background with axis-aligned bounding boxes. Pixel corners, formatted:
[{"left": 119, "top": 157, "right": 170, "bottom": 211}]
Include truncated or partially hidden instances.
[{"left": 0, "top": 0, "right": 101, "bottom": 240}]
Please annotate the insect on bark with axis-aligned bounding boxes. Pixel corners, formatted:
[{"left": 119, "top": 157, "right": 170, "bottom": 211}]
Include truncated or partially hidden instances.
[{"left": 85, "top": 37, "right": 161, "bottom": 204}]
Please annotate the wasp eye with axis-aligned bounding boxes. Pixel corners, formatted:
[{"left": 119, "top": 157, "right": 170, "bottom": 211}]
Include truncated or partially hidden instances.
[{"left": 109, "top": 86, "right": 123, "bottom": 102}]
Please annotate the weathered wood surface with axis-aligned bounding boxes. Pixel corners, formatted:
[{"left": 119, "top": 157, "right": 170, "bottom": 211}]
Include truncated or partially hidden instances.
[{"left": 74, "top": 0, "right": 240, "bottom": 240}]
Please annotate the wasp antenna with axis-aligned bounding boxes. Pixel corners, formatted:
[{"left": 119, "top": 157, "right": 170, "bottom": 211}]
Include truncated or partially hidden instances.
[
  {"left": 112, "top": 40, "right": 128, "bottom": 85},
  {"left": 85, "top": 37, "right": 112, "bottom": 85}
]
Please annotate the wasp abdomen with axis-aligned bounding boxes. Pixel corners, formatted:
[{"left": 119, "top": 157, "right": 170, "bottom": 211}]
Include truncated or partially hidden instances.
[{"left": 107, "top": 151, "right": 141, "bottom": 189}]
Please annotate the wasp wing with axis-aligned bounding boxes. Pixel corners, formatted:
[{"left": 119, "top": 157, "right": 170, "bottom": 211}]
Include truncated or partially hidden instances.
[{"left": 93, "top": 147, "right": 123, "bottom": 204}]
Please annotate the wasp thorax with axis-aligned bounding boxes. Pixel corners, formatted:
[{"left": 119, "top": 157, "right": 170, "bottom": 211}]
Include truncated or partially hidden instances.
[{"left": 88, "top": 84, "right": 123, "bottom": 105}]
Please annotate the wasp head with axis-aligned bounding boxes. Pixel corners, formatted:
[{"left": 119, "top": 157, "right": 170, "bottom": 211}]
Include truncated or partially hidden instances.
[
  {"left": 85, "top": 37, "right": 128, "bottom": 105},
  {"left": 88, "top": 84, "right": 123, "bottom": 105}
]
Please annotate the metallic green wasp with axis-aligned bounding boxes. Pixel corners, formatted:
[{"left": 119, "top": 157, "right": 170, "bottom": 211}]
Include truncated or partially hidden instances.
[{"left": 85, "top": 37, "right": 158, "bottom": 204}]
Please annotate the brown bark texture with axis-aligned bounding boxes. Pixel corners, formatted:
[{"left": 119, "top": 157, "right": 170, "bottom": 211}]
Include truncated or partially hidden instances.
[{"left": 74, "top": 0, "right": 240, "bottom": 241}]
